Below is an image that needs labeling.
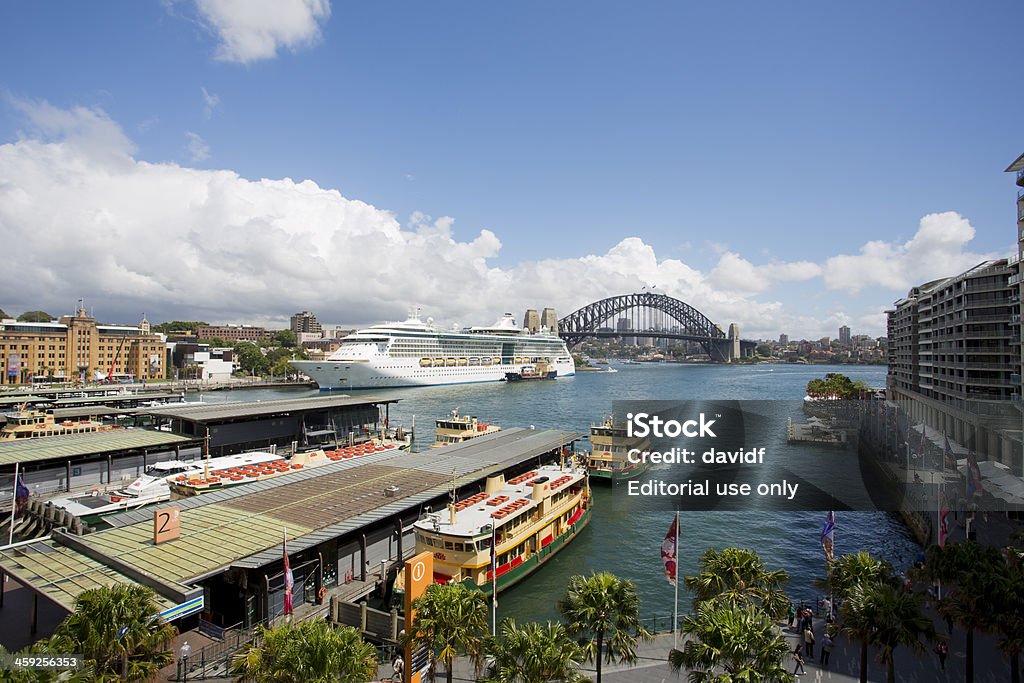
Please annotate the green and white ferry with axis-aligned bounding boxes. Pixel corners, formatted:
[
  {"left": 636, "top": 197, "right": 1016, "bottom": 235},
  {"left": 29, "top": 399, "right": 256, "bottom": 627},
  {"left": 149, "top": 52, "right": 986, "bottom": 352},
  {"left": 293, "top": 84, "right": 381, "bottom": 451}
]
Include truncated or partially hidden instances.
[
  {"left": 586, "top": 416, "right": 651, "bottom": 483},
  {"left": 412, "top": 462, "right": 590, "bottom": 595}
]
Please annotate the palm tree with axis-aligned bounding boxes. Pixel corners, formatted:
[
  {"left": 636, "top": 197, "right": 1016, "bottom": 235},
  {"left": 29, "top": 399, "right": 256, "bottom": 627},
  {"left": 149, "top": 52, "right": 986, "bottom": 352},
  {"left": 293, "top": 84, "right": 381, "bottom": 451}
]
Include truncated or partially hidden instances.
[
  {"left": 994, "top": 549, "right": 1024, "bottom": 683},
  {"left": 483, "top": 619, "right": 588, "bottom": 683},
  {"left": 683, "top": 547, "right": 790, "bottom": 619},
  {"left": 49, "top": 583, "right": 176, "bottom": 682},
  {"left": 668, "top": 602, "right": 794, "bottom": 682},
  {"left": 816, "top": 551, "right": 895, "bottom": 602},
  {"left": 924, "top": 542, "right": 1004, "bottom": 683},
  {"left": 557, "top": 572, "right": 652, "bottom": 683},
  {"left": 408, "top": 582, "right": 489, "bottom": 683},
  {"left": 861, "top": 583, "right": 934, "bottom": 683},
  {"left": 840, "top": 582, "right": 882, "bottom": 683},
  {"left": 0, "top": 641, "right": 96, "bottom": 683},
  {"left": 231, "top": 619, "right": 376, "bottom": 683}
]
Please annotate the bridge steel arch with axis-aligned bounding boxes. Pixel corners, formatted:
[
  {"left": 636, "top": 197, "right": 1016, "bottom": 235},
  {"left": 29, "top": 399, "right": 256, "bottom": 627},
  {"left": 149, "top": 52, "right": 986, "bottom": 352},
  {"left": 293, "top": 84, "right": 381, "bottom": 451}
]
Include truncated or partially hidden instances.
[{"left": 557, "top": 292, "right": 733, "bottom": 360}]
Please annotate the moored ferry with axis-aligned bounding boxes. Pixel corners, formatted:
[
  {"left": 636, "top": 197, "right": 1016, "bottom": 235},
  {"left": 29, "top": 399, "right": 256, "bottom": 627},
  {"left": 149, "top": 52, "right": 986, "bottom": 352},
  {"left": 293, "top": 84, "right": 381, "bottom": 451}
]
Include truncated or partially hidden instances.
[
  {"left": 587, "top": 417, "right": 651, "bottom": 482},
  {"left": 431, "top": 409, "right": 501, "bottom": 448},
  {"left": 411, "top": 462, "right": 590, "bottom": 595},
  {"left": 1, "top": 408, "right": 117, "bottom": 441},
  {"left": 289, "top": 311, "right": 574, "bottom": 390}
]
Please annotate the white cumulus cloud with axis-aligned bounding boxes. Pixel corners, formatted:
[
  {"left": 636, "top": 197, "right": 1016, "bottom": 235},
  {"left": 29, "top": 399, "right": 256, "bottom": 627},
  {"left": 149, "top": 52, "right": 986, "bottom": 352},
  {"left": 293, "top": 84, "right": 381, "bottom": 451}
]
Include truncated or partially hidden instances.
[
  {"left": 823, "top": 212, "right": 1000, "bottom": 294},
  {"left": 2, "top": 101, "right": 994, "bottom": 341},
  {"left": 194, "top": 0, "right": 331, "bottom": 64},
  {"left": 708, "top": 251, "right": 822, "bottom": 294}
]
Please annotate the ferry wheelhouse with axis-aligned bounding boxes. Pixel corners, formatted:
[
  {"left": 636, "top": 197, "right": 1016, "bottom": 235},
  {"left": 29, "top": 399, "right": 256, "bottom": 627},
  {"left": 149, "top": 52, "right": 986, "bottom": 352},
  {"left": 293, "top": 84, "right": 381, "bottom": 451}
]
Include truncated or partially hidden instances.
[
  {"left": 587, "top": 417, "right": 651, "bottom": 482},
  {"left": 412, "top": 463, "right": 590, "bottom": 595},
  {"left": 289, "top": 311, "right": 574, "bottom": 389},
  {"left": 431, "top": 409, "right": 501, "bottom": 448}
]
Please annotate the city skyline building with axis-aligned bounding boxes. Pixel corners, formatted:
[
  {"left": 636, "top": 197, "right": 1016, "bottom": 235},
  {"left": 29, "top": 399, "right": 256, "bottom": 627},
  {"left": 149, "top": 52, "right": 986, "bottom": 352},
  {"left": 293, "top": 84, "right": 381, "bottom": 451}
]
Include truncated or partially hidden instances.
[{"left": 290, "top": 311, "right": 323, "bottom": 335}]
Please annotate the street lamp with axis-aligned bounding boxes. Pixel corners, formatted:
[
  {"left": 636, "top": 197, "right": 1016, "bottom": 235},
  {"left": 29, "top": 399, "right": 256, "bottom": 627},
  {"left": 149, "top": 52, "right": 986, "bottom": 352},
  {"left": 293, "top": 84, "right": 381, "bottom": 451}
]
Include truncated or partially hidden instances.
[{"left": 179, "top": 641, "right": 191, "bottom": 683}]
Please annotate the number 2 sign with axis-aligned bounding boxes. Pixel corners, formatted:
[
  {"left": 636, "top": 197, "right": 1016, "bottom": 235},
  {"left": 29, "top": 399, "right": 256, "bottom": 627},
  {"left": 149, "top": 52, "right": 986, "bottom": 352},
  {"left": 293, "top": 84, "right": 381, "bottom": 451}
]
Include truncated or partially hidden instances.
[{"left": 154, "top": 506, "right": 181, "bottom": 545}]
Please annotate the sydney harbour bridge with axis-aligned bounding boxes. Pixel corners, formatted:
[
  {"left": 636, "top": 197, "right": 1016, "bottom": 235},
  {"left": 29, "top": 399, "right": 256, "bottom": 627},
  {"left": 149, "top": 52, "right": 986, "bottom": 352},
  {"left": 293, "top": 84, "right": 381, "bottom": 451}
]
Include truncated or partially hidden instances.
[{"left": 556, "top": 292, "right": 756, "bottom": 362}]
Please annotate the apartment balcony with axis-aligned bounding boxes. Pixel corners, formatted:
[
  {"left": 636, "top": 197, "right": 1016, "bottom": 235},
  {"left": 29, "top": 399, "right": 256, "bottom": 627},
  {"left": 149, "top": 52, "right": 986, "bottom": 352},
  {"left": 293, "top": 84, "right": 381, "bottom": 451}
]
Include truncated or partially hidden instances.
[{"left": 1017, "top": 168, "right": 1024, "bottom": 188}]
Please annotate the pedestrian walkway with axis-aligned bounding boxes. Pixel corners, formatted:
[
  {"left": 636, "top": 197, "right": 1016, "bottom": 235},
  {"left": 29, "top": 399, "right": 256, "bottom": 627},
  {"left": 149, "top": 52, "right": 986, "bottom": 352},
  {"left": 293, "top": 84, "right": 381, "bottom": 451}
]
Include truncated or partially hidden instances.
[{"left": 394, "top": 617, "right": 1015, "bottom": 683}]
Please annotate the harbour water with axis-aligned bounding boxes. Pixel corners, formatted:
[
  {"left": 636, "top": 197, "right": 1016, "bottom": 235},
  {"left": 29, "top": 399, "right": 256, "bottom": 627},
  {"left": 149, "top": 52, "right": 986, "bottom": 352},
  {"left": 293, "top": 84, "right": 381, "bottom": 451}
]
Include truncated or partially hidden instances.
[{"left": 194, "top": 363, "right": 919, "bottom": 624}]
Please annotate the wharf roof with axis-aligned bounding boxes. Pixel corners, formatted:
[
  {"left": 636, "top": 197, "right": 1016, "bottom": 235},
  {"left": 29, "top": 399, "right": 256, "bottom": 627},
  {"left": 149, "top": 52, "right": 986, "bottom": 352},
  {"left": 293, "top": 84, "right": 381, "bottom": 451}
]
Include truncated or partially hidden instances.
[
  {"left": 0, "top": 429, "right": 197, "bottom": 467},
  {"left": 0, "top": 539, "right": 178, "bottom": 612},
  {"left": 0, "top": 395, "right": 52, "bottom": 407},
  {"left": 0, "top": 428, "right": 583, "bottom": 611},
  {"left": 139, "top": 395, "right": 398, "bottom": 423},
  {"left": 54, "top": 392, "right": 184, "bottom": 407},
  {"left": 51, "top": 406, "right": 128, "bottom": 419}
]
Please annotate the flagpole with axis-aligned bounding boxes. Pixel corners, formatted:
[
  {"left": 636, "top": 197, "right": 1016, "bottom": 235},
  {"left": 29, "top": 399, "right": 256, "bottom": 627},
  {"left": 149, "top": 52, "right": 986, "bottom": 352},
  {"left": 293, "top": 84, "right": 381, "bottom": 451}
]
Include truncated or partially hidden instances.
[
  {"left": 673, "top": 509, "right": 679, "bottom": 650},
  {"left": 7, "top": 463, "right": 18, "bottom": 547}
]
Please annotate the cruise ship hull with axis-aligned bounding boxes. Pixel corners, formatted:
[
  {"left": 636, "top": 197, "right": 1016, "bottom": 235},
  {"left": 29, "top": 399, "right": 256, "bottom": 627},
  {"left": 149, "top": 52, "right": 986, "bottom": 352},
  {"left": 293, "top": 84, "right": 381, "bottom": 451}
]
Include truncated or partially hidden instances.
[{"left": 291, "top": 358, "right": 575, "bottom": 390}]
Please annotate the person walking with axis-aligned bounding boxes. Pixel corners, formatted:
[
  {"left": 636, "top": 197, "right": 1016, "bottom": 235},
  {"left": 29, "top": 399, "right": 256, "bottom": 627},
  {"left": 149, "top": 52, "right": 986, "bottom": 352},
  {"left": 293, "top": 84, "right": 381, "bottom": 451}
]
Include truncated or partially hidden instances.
[
  {"left": 792, "top": 647, "right": 806, "bottom": 676},
  {"left": 787, "top": 603, "right": 796, "bottom": 629},
  {"left": 935, "top": 641, "right": 948, "bottom": 671},
  {"left": 820, "top": 632, "right": 833, "bottom": 667},
  {"left": 803, "top": 625, "right": 815, "bottom": 658},
  {"left": 392, "top": 653, "right": 405, "bottom": 682}
]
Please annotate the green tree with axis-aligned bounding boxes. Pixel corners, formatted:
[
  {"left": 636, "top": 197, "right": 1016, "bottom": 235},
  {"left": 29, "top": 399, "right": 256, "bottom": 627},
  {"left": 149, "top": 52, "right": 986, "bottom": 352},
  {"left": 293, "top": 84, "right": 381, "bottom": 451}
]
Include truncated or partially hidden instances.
[
  {"left": 755, "top": 344, "right": 772, "bottom": 357},
  {"left": 231, "top": 619, "right": 376, "bottom": 683},
  {"left": 49, "top": 584, "right": 176, "bottom": 682},
  {"left": 16, "top": 311, "right": 53, "bottom": 323},
  {"left": 0, "top": 640, "right": 96, "bottom": 682},
  {"left": 668, "top": 602, "right": 794, "bottom": 682},
  {"left": 557, "top": 572, "right": 651, "bottom": 683},
  {"left": 858, "top": 583, "right": 934, "bottom": 683},
  {"left": 0, "top": 308, "right": 8, "bottom": 319},
  {"left": 993, "top": 547, "right": 1024, "bottom": 683},
  {"left": 273, "top": 329, "right": 297, "bottom": 348},
  {"left": 924, "top": 541, "right": 1005, "bottom": 683},
  {"left": 483, "top": 620, "right": 588, "bottom": 683},
  {"left": 408, "top": 582, "right": 489, "bottom": 683},
  {"left": 235, "top": 342, "right": 270, "bottom": 376},
  {"left": 816, "top": 551, "right": 896, "bottom": 603},
  {"left": 683, "top": 547, "right": 790, "bottom": 619}
]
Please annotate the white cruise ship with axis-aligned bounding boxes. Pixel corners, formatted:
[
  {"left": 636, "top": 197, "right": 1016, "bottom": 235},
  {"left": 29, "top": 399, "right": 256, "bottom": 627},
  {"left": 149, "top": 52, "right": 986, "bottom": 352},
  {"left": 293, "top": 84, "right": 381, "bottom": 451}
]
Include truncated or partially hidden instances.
[{"left": 290, "top": 312, "right": 575, "bottom": 389}]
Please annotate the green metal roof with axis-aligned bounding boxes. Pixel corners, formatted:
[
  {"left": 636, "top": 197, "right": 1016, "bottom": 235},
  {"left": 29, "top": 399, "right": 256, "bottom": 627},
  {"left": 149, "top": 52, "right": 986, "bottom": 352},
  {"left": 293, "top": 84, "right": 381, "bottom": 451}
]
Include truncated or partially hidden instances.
[
  {"left": 0, "top": 541, "right": 176, "bottom": 613},
  {"left": 0, "top": 429, "right": 196, "bottom": 467}
]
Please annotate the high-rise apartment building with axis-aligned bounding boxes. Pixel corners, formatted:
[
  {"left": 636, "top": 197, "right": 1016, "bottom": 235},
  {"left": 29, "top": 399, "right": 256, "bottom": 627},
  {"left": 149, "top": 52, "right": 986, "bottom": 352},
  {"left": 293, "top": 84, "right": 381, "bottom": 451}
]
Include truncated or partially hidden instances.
[
  {"left": 290, "top": 311, "right": 323, "bottom": 335},
  {"left": 838, "top": 325, "right": 851, "bottom": 347},
  {"left": 882, "top": 155, "right": 1024, "bottom": 473}
]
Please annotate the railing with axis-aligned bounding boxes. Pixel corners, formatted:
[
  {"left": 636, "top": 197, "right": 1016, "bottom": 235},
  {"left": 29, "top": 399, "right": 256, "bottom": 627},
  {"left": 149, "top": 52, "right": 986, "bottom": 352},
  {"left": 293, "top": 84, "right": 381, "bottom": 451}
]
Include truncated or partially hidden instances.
[
  {"left": 638, "top": 598, "right": 827, "bottom": 636},
  {"left": 173, "top": 604, "right": 332, "bottom": 681}
]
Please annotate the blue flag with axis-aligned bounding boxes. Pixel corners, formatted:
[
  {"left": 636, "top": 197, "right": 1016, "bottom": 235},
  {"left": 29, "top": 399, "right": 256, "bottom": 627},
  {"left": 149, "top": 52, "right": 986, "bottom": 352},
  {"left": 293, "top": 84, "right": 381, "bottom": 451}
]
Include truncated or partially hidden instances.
[{"left": 821, "top": 511, "right": 835, "bottom": 562}]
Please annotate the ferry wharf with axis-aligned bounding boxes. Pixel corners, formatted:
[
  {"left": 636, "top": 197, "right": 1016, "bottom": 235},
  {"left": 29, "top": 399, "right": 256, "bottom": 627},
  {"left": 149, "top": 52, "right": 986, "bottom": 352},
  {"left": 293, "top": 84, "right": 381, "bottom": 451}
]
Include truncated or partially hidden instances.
[
  {"left": 0, "top": 396, "right": 402, "bottom": 508},
  {"left": 0, "top": 427, "right": 584, "bottom": 650}
]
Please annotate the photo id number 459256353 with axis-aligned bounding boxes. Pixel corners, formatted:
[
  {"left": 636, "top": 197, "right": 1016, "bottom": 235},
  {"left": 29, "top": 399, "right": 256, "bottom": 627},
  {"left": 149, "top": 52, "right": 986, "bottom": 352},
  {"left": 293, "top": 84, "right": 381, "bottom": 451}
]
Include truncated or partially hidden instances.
[{"left": 0, "top": 654, "right": 83, "bottom": 670}]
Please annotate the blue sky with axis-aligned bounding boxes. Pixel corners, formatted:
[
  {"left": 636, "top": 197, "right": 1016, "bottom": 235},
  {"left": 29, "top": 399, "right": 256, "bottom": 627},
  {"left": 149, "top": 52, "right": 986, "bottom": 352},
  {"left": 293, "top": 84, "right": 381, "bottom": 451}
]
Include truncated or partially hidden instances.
[{"left": 1, "top": 1, "right": 1022, "bottom": 338}]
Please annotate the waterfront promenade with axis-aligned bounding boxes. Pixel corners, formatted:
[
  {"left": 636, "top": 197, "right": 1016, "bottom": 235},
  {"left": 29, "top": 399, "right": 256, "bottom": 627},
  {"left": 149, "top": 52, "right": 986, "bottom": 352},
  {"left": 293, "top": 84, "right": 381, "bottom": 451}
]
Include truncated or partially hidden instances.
[{"left": 380, "top": 615, "right": 1010, "bottom": 683}]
